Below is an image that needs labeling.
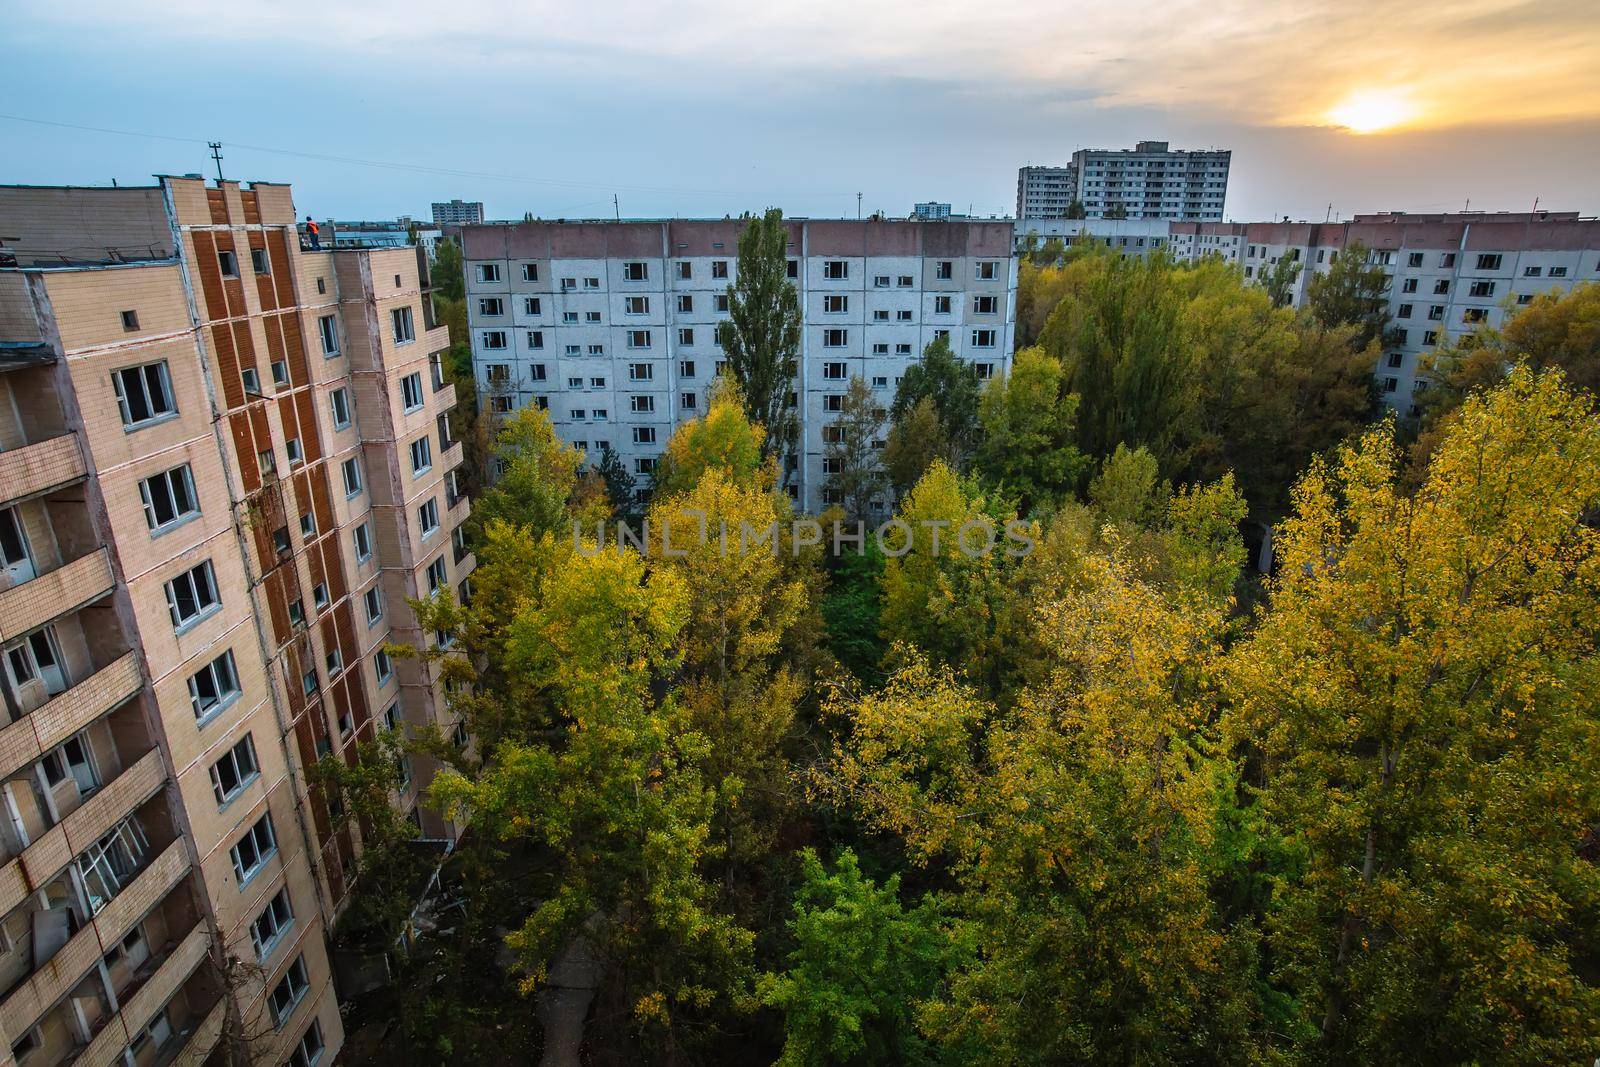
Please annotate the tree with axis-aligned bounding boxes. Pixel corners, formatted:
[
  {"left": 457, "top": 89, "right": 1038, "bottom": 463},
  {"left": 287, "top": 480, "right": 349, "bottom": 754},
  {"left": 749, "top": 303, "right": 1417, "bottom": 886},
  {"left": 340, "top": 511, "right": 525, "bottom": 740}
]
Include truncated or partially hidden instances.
[
  {"left": 469, "top": 404, "right": 584, "bottom": 541},
  {"left": 594, "top": 442, "right": 636, "bottom": 517},
  {"left": 824, "top": 376, "right": 887, "bottom": 522},
  {"left": 719, "top": 208, "right": 801, "bottom": 480},
  {"left": 1306, "top": 239, "right": 1391, "bottom": 349},
  {"left": 1105, "top": 203, "right": 1128, "bottom": 219},
  {"left": 890, "top": 335, "right": 982, "bottom": 459},
  {"left": 1260, "top": 253, "right": 1302, "bottom": 308},
  {"left": 653, "top": 376, "right": 770, "bottom": 498},
  {"left": 975, "top": 346, "right": 1088, "bottom": 513},
  {"left": 1065, "top": 199, "right": 1087, "bottom": 220},
  {"left": 758, "top": 849, "right": 946, "bottom": 1066},
  {"left": 1225, "top": 369, "right": 1600, "bottom": 1063},
  {"left": 881, "top": 396, "right": 951, "bottom": 499},
  {"left": 1037, "top": 250, "right": 1196, "bottom": 474},
  {"left": 1087, "top": 442, "right": 1167, "bottom": 529}
]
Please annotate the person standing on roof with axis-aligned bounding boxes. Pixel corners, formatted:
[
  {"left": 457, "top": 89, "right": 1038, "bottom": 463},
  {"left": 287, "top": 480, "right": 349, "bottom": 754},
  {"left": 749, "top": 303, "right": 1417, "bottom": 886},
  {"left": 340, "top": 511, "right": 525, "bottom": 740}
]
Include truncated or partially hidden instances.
[{"left": 304, "top": 216, "right": 321, "bottom": 251}]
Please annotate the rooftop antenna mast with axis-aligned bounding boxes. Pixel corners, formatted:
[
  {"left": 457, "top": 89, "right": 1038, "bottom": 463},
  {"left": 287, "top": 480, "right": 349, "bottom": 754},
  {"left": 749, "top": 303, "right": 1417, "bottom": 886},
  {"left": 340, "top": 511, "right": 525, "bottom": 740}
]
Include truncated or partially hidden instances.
[
  {"left": 857, "top": 192, "right": 862, "bottom": 220},
  {"left": 613, "top": 194, "right": 620, "bottom": 221},
  {"left": 207, "top": 142, "right": 224, "bottom": 182}
]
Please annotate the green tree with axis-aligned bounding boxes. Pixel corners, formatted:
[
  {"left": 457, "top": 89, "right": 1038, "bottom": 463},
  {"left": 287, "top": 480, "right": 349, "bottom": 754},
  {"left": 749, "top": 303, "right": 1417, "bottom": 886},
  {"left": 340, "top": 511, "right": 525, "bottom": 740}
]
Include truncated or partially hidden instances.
[
  {"left": 758, "top": 849, "right": 947, "bottom": 1066},
  {"left": 825, "top": 376, "right": 887, "bottom": 522},
  {"left": 1226, "top": 369, "right": 1600, "bottom": 1064},
  {"left": 1260, "top": 253, "right": 1302, "bottom": 308},
  {"left": 890, "top": 334, "right": 982, "bottom": 459},
  {"left": 1306, "top": 239, "right": 1391, "bottom": 349},
  {"left": 1105, "top": 203, "right": 1128, "bottom": 220},
  {"left": 652, "top": 377, "right": 770, "bottom": 498},
  {"left": 594, "top": 441, "right": 636, "bottom": 517},
  {"left": 881, "top": 396, "right": 951, "bottom": 499},
  {"left": 975, "top": 346, "right": 1088, "bottom": 513},
  {"left": 469, "top": 404, "right": 584, "bottom": 541},
  {"left": 1065, "top": 199, "right": 1087, "bottom": 220},
  {"left": 719, "top": 208, "right": 801, "bottom": 480}
]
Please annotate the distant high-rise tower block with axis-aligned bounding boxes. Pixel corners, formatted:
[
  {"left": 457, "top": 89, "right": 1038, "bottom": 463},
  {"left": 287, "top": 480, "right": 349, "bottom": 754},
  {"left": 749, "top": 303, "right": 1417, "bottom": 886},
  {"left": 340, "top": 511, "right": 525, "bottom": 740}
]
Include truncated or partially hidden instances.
[{"left": 431, "top": 199, "right": 484, "bottom": 226}]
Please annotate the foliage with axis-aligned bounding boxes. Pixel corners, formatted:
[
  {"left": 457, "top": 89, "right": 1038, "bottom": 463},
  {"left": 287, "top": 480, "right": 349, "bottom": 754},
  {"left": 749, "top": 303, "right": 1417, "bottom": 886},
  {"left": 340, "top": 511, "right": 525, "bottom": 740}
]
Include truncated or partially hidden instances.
[
  {"left": 1306, "top": 239, "right": 1392, "bottom": 349},
  {"left": 758, "top": 849, "right": 947, "bottom": 1066},
  {"left": 974, "top": 346, "right": 1089, "bottom": 514},
  {"left": 881, "top": 396, "right": 951, "bottom": 500},
  {"left": 820, "top": 544, "right": 886, "bottom": 683},
  {"left": 719, "top": 208, "right": 802, "bottom": 480},
  {"left": 1260, "top": 253, "right": 1303, "bottom": 308},
  {"left": 1226, "top": 368, "right": 1600, "bottom": 1064},
  {"left": 653, "top": 376, "right": 770, "bottom": 498},
  {"left": 890, "top": 334, "right": 982, "bottom": 460},
  {"left": 824, "top": 376, "right": 887, "bottom": 522},
  {"left": 468, "top": 402, "right": 584, "bottom": 541}
]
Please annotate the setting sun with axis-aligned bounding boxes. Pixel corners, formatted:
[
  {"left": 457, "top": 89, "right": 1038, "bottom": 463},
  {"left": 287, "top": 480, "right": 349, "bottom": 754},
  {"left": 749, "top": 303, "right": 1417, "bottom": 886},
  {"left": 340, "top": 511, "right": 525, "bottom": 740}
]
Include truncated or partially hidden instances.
[{"left": 1327, "top": 88, "right": 1419, "bottom": 133}]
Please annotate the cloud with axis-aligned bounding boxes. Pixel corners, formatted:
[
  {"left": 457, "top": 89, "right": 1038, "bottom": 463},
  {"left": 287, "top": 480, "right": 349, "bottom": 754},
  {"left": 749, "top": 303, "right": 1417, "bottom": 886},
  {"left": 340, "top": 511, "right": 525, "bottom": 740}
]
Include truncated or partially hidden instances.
[{"left": 14, "top": 0, "right": 1600, "bottom": 132}]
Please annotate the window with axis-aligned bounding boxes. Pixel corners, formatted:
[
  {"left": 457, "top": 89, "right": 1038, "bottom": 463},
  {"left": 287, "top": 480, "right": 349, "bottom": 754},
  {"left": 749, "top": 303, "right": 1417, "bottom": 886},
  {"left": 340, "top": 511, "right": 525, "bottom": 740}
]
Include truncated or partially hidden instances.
[
  {"left": 824, "top": 294, "right": 848, "bottom": 314},
  {"left": 676, "top": 261, "right": 692, "bottom": 280},
  {"left": 375, "top": 648, "right": 393, "bottom": 685},
  {"left": 823, "top": 329, "right": 848, "bottom": 348},
  {"left": 971, "top": 329, "right": 997, "bottom": 348},
  {"left": 824, "top": 260, "right": 849, "bottom": 279},
  {"left": 1423, "top": 330, "right": 1439, "bottom": 345},
  {"left": 482, "top": 330, "right": 507, "bottom": 350},
  {"left": 823, "top": 362, "right": 847, "bottom": 379},
  {"left": 241, "top": 367, "right": 261, "bottom": 395},
  {"left": 630, "top": 395, "right": 655, "bottom": 413},
  {"left": 623, "top": 296, "right": 650, "bottom": 316},
  {"left": 166, "top": 560, "right": 219, "bottom": 630},
  {"left": 715, "top": 294, "right": 729, "bottom": 313},
  {"left": 478, "top": 297, "right": 504, "bottom": 316},
  {"left": 288, "top": 598, "right": 304, "bottom": 626},
  {"left": 711, "top": 260, "right": 729, "bottom": 279},
  {"left": 1440, "top": 253, "right": 1456, "bottom": 268},
  {"left": 871, "top": 375, "right": 888, "bottom": 387},
  {"left": 1462, "top": 307, "right": 1488, "bottom": 324},
  {"left": 1428, "top": 305, "right": 1445, "bottom": 321},
  {"left": 677, "top": 295, "right": 693, "bottom": 313},
  {"left": 1397, "top": 303, "right": 1413, "bottom": 318},
  {"left": 112, "top": 361, "right": 177, "bottom": 428},
  {"left": 896, "top": 343, "right": 911, "bottom": 355},
  {"left": 1433, "top": 279, "right": 1450, "bottom": 295},
  {"left": 676, "top": 327, "right": 696, "bottom": 348},
  {"left": 560, "top": 277, "right": 576, "bottom": 291},
  {"left": 218, "top": 249, "right": 238, "bottom": 277},
  {"left": 897, "top": 309, "right": 913, "bottom": 321},
  {"left": 342, "top": 457, "right": 363, "bottom": 497},
  {"left": 353, "top": 521, "right": 372, "bottom": 563},
  {"left": 590, "top": 376, "right": 606, "bottom": 388},
  {"left": 364, "top": 586, "right": 383, "bottom": 624},
  {"left": 681, "top": 392, "right": 697, "bottom": 410},
  {"left": 401, "top": 372, "right": 424, "bottom": 411},
  {"left": 231, "top": 814, "right": 277, "bottom": 885},
  {"left": 299, "top": 512, "right": 316, "bottom": 539},
  {"left": 627, "top": 330, "right": 652, "bottom": 349},
  {"left": 897, "top": 275, "right": 914, "bottom": 288},
  {"left": 973, "top": 295, "right": 998, "bottom": 314},
  {"left": 679, "top": 359, "right": 696, "bottom": 377},
  {"left": 1550, "top": 266, "right": 1568, "bottom": 278},
  {"left": 623, "top": 261, "right": 649, "bottom": 281},
  {"left": 584, "top": 277, "right": 601, "bottom": 289},
  {"left": 250, "top": 887, "right": 294, "bottom": 961},
  {"left": 391, "top": 305, "right": 415, "bottom": 345},
  {"left": 1401, "top": 278, "right": 1417, "bottom": 293},
  {"left": 629, "top": 362, "right": 654, "bottom": 381},
  {"left": 426, "top": 556, "right": 448, "bottom": 592},
  {"left": 527, "top": 330, "right": 545, "bottom": 349},
  {"left": 477, "top": 263, "right": 501, "bottom": 283},
  {"left": 418, "top": 498, "right": 440, "bottom": 539},
  {"left": 633, "top": 427, "right": 657, "bottom": 445},
  {"left": 976, "top": 261, "right": 999, "bottom": 280},
  {"left": 1524, "top": 265, "right": 1543, "bottom": 277},
  {"left": 824, "top": 394, "right": 844, "bottom": 412},
  {"left": 934, "top": 295, "right": 951, "bottom": 314},
  {"left": 326, "top": 646, "right": 344, "bottom": 677},
  {"left": 210, "top": 735, "right": 259, "bottom": 805},
  {"left": 1469, "top": 280, "right": 1496, "bottom": 298},
  {"left": 1408, "top": 252, "right": 1424, "bottom": 267},
  {"left": 1387, "top": 352, "right": 1404, "bottom": 368},
  {"left": 120, "top": 309, "right": 139, "bottom": 331},
  {"left": 634, "top": 457, "right": 656, "bottom": 474},
  {"left": 410, "top": 436, "right": 433, "bottom": 474},
  {"left": 872, "top": 342, "right": 888, "bottom": 354},
  {"left": 873, "top": 275, "right": 890, "bottom": 289},
  {"left": 269, "top": 954, "right": 309, "bottom": 1026},
  {"left": 312, "top": 582, "right": 329, "bottom": 610},
  {"left": 1476, "top": 253, "right": 1503, "bottom": 271},
  {"left": 288, "top": 1022, "right": 325, "bottom": 1067},
  {"left": 936, "top": 260, "right": 953, "bottom": 279},
  {"left": 1383, "top": 377, "right": 1399, "bottom": 393},
  {"left": 139, "top": 464, "right": 199, "bottom": 533},
  {"left": 786, "top": 259, "right": 799, "bottom": 279},
  {"left": 324, "top": 389, "right": 350, "bottom": 434},
  {"left": 271, "top": 359, "right": 290, "bottom": 387}
]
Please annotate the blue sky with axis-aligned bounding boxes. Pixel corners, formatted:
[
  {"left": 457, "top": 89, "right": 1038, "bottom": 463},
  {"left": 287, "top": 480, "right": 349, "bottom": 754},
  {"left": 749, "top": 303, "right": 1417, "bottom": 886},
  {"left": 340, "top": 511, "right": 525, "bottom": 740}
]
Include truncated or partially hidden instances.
[{"left": 5, "top": 0, "right": 1598, "bottom": 223}]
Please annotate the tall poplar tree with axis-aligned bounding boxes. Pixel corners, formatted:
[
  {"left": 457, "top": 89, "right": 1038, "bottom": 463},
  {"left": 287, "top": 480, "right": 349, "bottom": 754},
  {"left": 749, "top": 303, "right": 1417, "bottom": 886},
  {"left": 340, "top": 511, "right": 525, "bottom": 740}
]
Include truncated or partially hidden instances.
[{"left": 719, "top": 208, "right": 801, "bottom": 483}]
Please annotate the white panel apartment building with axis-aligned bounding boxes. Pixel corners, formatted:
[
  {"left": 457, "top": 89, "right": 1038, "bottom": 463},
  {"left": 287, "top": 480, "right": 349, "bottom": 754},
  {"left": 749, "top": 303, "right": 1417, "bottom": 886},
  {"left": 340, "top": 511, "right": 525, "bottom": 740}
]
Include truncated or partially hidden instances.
[
  {"left": 1016, "top": 142, "right": 1230, "bottom": 221},
  {"left": 1167, "top": 211, "right": 1600, "bottom": 412},
  {"left": 457, "top": 218, "right": 1017, "bottom": 514}
]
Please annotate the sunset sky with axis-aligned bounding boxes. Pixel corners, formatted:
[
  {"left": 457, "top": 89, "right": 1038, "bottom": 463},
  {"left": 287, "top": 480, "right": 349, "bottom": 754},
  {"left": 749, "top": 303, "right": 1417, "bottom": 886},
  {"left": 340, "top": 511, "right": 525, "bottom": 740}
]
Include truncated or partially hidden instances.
[{"left": 4, "top": 0, "right": 1598, "bottom": 221}]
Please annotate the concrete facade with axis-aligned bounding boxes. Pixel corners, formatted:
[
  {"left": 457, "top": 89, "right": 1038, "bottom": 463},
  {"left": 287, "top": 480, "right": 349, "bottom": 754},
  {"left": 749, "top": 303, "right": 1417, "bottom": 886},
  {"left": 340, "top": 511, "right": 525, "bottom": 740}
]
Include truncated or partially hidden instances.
[
  {"left": 455, "top": 217, "right": 1017, "bottom": 514},
  {"left": 0, "top": 177, "right": 472, "bottom": 1067},
  {"left": 1017, "top": 141, "right": 1230, "bottom": 222}
]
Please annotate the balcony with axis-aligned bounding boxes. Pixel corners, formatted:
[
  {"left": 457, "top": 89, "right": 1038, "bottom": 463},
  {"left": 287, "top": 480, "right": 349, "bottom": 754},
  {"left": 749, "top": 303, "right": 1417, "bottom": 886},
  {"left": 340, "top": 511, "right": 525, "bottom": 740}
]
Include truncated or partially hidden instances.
[
  {"left": 0, "top": 836, "right": 189, "bottom": 1039},
  {"left": 0, "top": 652, "right": 141, "bottom": 783},
  {"left": 0, "top": 748, "right": 166, "bottom": 919},
  {"left": 0, "top": 547, "right": 114, "bottom": 645},
  {"left": 0, "top": 433, "right": 86, "bottom": 507},
  {"left": 164, "top": 993, "right": 227, "bottom": 1067},
  {"left": 76, "top": 922, "right": 211, "bottom": 1067}
]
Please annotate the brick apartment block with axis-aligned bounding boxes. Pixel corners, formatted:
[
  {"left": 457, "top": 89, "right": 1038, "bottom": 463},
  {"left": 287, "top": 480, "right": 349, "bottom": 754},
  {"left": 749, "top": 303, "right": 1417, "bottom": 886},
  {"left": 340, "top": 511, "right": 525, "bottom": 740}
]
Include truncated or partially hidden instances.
[{"left": 0, "top": 176, "right": 473, "bottom": 1067}]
